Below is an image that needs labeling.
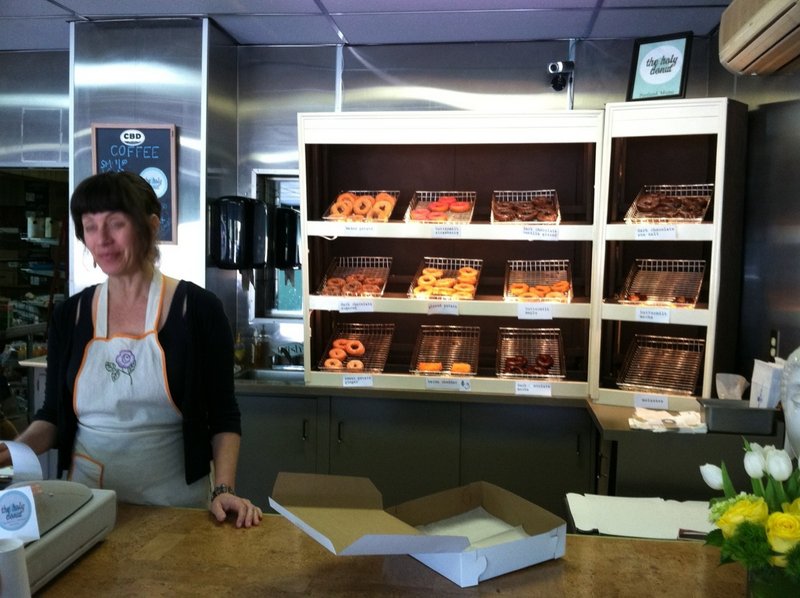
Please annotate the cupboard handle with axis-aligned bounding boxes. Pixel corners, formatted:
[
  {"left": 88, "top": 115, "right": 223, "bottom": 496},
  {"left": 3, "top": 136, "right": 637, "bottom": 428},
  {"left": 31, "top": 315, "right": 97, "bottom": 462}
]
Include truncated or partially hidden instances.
[
  {"left": 301, "top": 418, "right": 309, "bottom": 441},
  {"left": 337, "top": 421, "right": 344, "bottom": 444}
]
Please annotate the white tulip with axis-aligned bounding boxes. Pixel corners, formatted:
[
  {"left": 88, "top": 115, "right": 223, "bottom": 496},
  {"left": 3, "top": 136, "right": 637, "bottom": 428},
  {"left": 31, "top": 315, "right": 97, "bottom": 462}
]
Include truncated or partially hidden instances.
[
  {"left": 744, "top": 450, "right": 766, "bottom": 479},
  {"left": 700, "top": 463, "right": 724, "bottom": 490},
  {"left": 765, "top": 449, "right": 793, "bottom": 482}
]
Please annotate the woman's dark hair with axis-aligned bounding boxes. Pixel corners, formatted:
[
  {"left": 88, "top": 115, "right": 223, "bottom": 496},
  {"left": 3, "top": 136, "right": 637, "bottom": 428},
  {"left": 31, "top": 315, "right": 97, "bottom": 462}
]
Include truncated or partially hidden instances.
[{"left": 70, "top": 171, "right": 162, "bottom": 265}]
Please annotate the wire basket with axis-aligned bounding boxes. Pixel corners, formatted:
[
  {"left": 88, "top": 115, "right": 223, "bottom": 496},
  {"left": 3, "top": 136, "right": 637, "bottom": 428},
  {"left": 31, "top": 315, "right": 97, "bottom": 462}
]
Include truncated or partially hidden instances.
[
  {"left": 496, "top": 327, "right": 566, "bottom": 379},
  {"left": 624, "top": 184, "right": 713, "bottom": 223},
  {"left": 618, "top": 259, "right": 705, "bottom": 307},
  {"left": 318, "top": 322, "right": 395, "bottom": 373},
  {"left": 491, "top": 190, "right": 561, "bottom": 224},
  {"left": 617, "top": 334, "right": 705, "bottom": 395},
  {"left": 409, "top": 325, "right": 480, "bottom": 375},
  {"left": 408, "top": 256, "right": 483, "bottom": 300},
  {"left": 323, "top": 190, "right": 399, "bottom": 222},
  {"left": 404, "top": 190, "right": 476, "bottom": 224},
  {"left": 504, "top": 259, "right": 572, "bottom": 303},
  {"left": 317, "top": 256, "right": 392, "bottom": 297}
]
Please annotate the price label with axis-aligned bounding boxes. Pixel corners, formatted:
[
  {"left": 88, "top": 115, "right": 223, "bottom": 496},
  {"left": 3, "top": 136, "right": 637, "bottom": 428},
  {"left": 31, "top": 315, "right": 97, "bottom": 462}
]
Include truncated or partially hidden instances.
[
  {"left": 338, "top": 299, "right": 374, "bottom": 313},
  {"left": 515, "top": 381, "right": 552, "bottom": 396},
  {"left": 635, "top": 225, "right": 677, "bottom": 240},
  {"left": 517, "top": 303, "right": 553, "bottom": 320},
  {"left": 342, "top": 223, "right": 377, "bottom": 235},
  {"left": 431, "top": 225, "right": 463, "bottom": 239},
  {"left": 425, "top": 377, "right": 472, "bottom": 392},
  {"left": 427, "top": 301, "right": 459, "bottom": 316},
  {"left": 636, "top": 307, "right": 670, "bottom": 323},
  {"left": 634, "top": 393, "right": 669, "bottom": 409},
  {"left": 343, "top": 375, "right": 373, "bottom": 388},
  {"left": 522, "top": 225, "right": 559, "bottom": 241}
]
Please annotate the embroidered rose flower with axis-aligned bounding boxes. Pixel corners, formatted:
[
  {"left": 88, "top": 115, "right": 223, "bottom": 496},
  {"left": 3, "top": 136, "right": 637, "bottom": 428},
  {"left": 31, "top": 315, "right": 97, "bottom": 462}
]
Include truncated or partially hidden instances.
[
  {"left": 116, "top": 349, "right": 136, "bottom": 370},
  {"left": 106, "top": 349, "right": 136, "bottom": 385}
]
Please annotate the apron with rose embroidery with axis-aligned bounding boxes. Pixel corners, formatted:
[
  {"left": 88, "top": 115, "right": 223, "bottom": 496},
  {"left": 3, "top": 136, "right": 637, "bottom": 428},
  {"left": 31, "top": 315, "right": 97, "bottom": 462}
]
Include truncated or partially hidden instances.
[{"left": 70, "top": 269, "right": 208, "bottom": 507}]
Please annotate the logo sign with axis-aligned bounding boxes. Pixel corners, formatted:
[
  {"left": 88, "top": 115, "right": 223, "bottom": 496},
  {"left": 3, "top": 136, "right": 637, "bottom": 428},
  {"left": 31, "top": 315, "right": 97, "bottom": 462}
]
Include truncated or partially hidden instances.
[
  {"left": 0, "top": 490, "right": 33, "bottom": 533},
  {"left": 120, "top": 129, "right": 145, "bottom": 146}
]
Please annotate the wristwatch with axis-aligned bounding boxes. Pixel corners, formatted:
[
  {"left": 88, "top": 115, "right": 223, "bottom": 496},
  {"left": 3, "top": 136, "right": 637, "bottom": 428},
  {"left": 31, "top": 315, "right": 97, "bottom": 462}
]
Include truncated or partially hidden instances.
[{"left": 211, "top": 483, "right": 236, "bottom": 501}]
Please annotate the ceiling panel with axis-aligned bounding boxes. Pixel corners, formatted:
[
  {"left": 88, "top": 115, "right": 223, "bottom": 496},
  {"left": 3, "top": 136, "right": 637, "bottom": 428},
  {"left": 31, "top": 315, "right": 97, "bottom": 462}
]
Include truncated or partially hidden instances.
[{"left": 0, "top": 1, "right": 731, "bottom": 52}]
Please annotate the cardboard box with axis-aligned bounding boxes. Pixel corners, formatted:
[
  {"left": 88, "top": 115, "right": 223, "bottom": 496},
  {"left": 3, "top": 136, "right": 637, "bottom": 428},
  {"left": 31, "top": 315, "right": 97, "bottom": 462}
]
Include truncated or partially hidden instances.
[{"left": 269, "top": 472, "right": 566, "bottom": 587}]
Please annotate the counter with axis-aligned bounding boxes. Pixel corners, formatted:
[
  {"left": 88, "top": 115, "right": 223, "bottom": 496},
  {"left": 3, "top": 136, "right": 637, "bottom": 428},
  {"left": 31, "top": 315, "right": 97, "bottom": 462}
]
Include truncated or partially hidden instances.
[{"left": 38, "top": 504, "right": 745, "bottom": 597}]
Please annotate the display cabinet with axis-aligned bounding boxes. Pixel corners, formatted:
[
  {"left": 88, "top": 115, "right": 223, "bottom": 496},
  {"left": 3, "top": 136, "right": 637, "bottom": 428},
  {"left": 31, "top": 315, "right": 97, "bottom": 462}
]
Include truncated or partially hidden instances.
[
  {"left": 590, "top": 98, "right": 748, "bottom": 408},
  {"left": 298, "top": 111, "right": 604, "bottom": 399}
]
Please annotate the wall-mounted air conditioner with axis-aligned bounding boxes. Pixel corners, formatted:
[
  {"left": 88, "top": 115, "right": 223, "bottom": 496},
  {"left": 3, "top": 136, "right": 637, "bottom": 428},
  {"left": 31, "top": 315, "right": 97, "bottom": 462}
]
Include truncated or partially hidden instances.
[{"left": 719, "top": 0, "right": 800, "bottom": 74}]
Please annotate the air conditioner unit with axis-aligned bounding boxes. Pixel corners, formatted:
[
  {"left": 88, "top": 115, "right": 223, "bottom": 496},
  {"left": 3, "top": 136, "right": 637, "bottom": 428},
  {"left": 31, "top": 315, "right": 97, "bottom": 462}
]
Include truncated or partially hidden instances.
[{"left": 719, "top": 0, "right": 800, "bottom": 74}]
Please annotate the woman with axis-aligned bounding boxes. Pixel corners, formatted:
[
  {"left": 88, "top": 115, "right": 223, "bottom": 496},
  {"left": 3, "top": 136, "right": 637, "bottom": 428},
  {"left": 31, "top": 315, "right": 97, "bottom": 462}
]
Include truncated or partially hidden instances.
[{"left": 14, "top": 171, "right": 261, "bottom": 528}]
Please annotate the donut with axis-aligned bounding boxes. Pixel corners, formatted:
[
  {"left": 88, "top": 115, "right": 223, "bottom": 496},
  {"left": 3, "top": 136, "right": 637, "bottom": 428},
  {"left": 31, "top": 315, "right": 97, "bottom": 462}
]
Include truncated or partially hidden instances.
[
  {"left": 519, "top": 290, "right": 543, "bottom": 300},
  {"left": 346, "top": 359, "right": 365, "bottom": 370},
  {"left": 537, "top": 209, "right": 557, "bottom": 222},
  {"left": 428, "top": 202, "right": 450, "bottom": 212},
  {"left": 367, "top": 199, "right": 393, "bottom": 221},
  {"left": 418, "top": 362, "right": 443, "bottom": 372},
  {"left": 504, "top": 356, "right": 528, "bottom": 369},
  {"left": 636, "top": 194, "right": 661, "bottom": 212},
  {"left": 320, "top": 285, "right": 341, "bottom": 296},
  {"left": 361, "top": 284, "right": 381, "bottom": 295},
  {"left": 410, "top": 208, "right": 430, "bottom": 220},
  {"left": 435, "top": 277, "right": 456, "bottom": 288},
  {"left": 333, "top": 338, "right": 350, "bottom": 349},
  {"left": 345, "top": 273, "right": 365, "bottom": 284},
  {"left": 426, "top": 212, "right": 448, "bottom": 221},
  {"left": 458, "top": 266, "right": 479, "bottom": 278},
  {"left": 413, "top": 286, "right": 433, "bottom": 298},
  {"left": 437, "top": 195, "right": 457, "bottom": 204},
  {"left": 327, "top": 277, "right": 346, "bottom": 287},
  {"left": 363, "top": 277, "right": 384, "bottom": 286},
  {"left": 451, "top": 362, "right": 471, "bottom": 374},
  {"left": 493, "top": 210, "right": 514, "bottom": 222},
  {"left": 517, "top": 210, "right": 537, "bottom": 221},
  {"left": 418, "top": 274, "right": 438, "bottom": 286},
  {"left": 330, "top": 201, "right": 353, "bottom": 217},
  {"left": 432, "top": 287, "right": 453, "bottom": 296},
  {"left": 342, "top": 282, "right": 362, "bottom": 295},
  {"left": 546, "top": 291, "right": 564, "bottom": 299},
  {"left": 422, "top": 268, "right": 444, "bottom": 278},
  {"left": 336, "top": 192, "right": 358, "bottom": 204},
  {"left": 457, "top": 275, "right": 477, "bottom": 285},
  {"left": 551, "top": 280, "right": 570, "bottom": 292},
  {"left": 453, "top": 282, "right": 475, "bottom": 293},
  {"left": 532, "top": 196, "right": 553, "bottom": 209},
  {"left": 536, "top": 354, "right": 554, "bottom": 369},
  {"left": 509, "top": 282, "right": 529, "bottom": 295},
  {"left": 324, "top": 358, "right": 343, "bottom": 369},
  {"left": 452, "top": 291, "right": 473, "bottom": 300},
  {"left": 375, "top": 192, "right": 396, "bottom": 205},
  {"left": 353, "top": 195, "right": 374, "bottom": 215},
  {"left": 344, "top": 340, "right": 365, "bottom": 356},
  {"left": 328, "top": 347, "right": 347, "bottom": 360},
  {"left": 449, "top": 201, "right": 471, "bottom": 213}
]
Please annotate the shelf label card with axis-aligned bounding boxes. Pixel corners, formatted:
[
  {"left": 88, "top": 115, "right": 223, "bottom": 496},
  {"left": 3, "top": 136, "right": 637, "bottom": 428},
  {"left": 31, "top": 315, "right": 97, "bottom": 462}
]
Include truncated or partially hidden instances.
[
  {"left": 634, "top": 393, "right": 669, "bottom": 410},
  {"left": 338, "top": 299, "right": 375, "bottom": 313},
  {"left": 431, "top": 225, "right": 463, "bottom": 239},
  {"left": 635, "top": 307, "right": 670, "bottom": 323},
  {"left": 427, "top": 301, "right": 459, "bottom": 316},
  {"left": 425, "top": 377, "right": 472, "bottom": 392},
  {"left": 343, "top": 375, "right": 373, "bottom": 387},
  {"left": 515, "top": 381, "right": 552, "bottom": 396},
  {"left": 517, "top": 303, "right": 553, "bottom": 320},
  {"left": 522, "top": 225, "right": 559, "bottom": 241},
  {"left": 342, "top": 223, "right": 377, "bottom": 236},
  {"left": 635, "top": 225, "right": 677, "bottom": 240}
]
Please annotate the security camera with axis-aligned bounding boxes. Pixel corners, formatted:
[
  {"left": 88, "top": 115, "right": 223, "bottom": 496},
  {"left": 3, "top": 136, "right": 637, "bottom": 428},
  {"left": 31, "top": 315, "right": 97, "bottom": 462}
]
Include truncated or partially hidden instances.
[
  {"left": 548, "top": 61, "right": 574, "bottom": 74},
  {"left": 550, "top": 73, "right": 569, "bottom": 92}
]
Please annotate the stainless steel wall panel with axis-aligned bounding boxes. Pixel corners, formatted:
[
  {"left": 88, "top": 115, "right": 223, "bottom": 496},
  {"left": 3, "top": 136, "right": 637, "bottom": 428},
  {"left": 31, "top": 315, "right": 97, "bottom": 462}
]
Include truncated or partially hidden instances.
[
  {"left": 0, "top": 51, "right": 69, "bottom": 167},
  {"left": 236, "top": 46, "right": 337, "bottom": 195}
]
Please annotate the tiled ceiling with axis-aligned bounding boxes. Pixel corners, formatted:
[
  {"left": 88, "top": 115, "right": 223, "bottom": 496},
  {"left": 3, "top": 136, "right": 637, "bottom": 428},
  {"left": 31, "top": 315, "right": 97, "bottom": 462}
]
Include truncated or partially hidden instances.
[{"left": 0, "top": 0, "right": 731, "bottom": 52}]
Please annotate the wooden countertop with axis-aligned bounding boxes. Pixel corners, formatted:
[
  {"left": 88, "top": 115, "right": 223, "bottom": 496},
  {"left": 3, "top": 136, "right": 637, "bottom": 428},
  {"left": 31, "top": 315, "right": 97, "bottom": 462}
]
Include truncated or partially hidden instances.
[{"left": 38, "top": 504, "right": 745, "bottom": 597}]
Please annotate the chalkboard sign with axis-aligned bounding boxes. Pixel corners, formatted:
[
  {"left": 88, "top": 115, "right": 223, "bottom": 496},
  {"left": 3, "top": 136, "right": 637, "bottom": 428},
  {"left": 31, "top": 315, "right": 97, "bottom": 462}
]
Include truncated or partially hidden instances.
[{"left": 91, "top": 123, "right": 178, "bottom": 243}]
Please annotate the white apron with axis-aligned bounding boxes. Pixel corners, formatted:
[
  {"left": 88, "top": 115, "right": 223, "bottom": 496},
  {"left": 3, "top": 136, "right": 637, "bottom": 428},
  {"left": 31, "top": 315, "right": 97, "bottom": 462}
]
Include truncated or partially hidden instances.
[{"left": 70, "top": 270, "right": 208, "bottom": 507}]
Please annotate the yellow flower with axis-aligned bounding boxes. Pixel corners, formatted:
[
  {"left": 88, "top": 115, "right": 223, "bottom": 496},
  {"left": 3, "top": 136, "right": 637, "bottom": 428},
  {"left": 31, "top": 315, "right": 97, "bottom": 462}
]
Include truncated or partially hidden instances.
[
  {"left": 784, "top": 498, "right": 800, "bottom": 516},
  {"left": 766, "top": 511, "right": 800, "bottom": 567},
  {"left": 716, "top": 496, "right": 769, "bottom": 538}
]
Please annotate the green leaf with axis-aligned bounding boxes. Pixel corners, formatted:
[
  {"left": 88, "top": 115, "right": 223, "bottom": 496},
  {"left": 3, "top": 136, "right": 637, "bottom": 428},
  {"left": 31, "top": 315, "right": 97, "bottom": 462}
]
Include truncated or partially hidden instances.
[
  {"left": 721, "top": 461, "right": 736, "bottom": 499},
  {"left": 705, "top": 528, "right": 724, "bottom": 547}
]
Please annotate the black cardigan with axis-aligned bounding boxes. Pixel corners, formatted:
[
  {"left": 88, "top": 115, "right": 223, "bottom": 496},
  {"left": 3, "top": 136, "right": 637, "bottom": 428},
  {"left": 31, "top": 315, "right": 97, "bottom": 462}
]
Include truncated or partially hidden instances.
[{"left": 36, "top": 280, "right": 241, "bottom": 484}]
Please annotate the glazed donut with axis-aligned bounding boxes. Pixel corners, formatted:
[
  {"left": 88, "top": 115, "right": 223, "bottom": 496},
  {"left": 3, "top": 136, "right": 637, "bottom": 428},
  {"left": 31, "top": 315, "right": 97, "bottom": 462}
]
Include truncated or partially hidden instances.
[
  {"left": 534, "top": 285, "right": 552, "bottom": 294},
  {"left": 453, "top": 282, "right": 475, "bottom": 293},
  {"left": 519, "top": 290, "right": 543, "bottom": 300},
  {"left": 457, "top": 274, "right": 477, "bottom": 285},
  {"left": 458, "top": 266, "right": 479, "bottom": 278},
  {"left": 353, "top": 195, "right": 374, "bottom": 215},
  {"left": 546, "top": 291, "right": 565, "bottom": 299},
  {"left": 324, "top": 358, "right": 343, "bottom": 369},
  {"left": 346, "top": 359, "right": 365, "bottom": 370},
  {"left": 536, "top": 354, "right": 555, "bottom": 369},
  {"left": 344, "top": 340, "right": 366, "bottom": 356},
  {"left": 327, "top": 277, "right": 346, "bottom": 287},
  {"left": 431, "top": 287, "right": 454, "bottom": 296},
  {"left": 509, "top": 282, "right": 529, "bottom": 296},
  {"left": 551, "top": 280, "right": 570, "bottom": 292},
  {"left": 449, "top": 201, "right": 471, "bottom": 213},
  {"left": 375, "top": 192, "right": 396, "bottom": 205},
  {"left": 330, "top": 201, "right": 353, "bottom": 217},
  {"left": 422, "top": 268, "right": 444, "bottom": 278},
  {"left": 435, "top": 277, "right": 456, "bottom": 288},
  {"left": 413, "top": 286, "right": 433, "bottom": 298},
  {"left": 333, "top": 338, "right": 350, "bottom": 349},
  {"left": 418, "top": 274, "right": 438, "bottom": 286},
  {"left": 328, "top": 347, "right": 347, "bottom": 360},
  {"left": 336, "top": 192, "right": 358, "bottom": 204},
  {"left": 452, "top": 291, "right": 473, "bottom": 300},
  {"left": 367, "top": 199, "right": 393, "bottom": 221}
]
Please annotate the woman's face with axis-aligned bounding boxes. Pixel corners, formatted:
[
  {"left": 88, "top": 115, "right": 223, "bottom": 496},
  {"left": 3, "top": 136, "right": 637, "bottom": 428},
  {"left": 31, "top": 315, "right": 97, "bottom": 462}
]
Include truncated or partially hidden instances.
[{"left": 81, "top": 211, "right": 142, "bottom": 276}]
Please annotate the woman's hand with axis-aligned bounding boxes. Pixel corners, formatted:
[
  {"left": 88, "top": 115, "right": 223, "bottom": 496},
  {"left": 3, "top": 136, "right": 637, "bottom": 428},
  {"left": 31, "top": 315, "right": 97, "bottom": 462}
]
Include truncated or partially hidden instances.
[{"left": 210, "top": 493, "right": 263, "bottom": 528}]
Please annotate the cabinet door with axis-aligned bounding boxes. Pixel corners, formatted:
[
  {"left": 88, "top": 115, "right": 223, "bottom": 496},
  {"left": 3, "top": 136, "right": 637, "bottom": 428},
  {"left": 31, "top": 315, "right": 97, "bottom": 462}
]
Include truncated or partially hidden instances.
[
  {"left": 329, "top": 396, "right": 460, "bottom": 507},
  {"left": 460, "top": 402, "right": 596, "bottom": 520},
  {"left": 236, "top": 394, "right": 321, "bottom": 510}
]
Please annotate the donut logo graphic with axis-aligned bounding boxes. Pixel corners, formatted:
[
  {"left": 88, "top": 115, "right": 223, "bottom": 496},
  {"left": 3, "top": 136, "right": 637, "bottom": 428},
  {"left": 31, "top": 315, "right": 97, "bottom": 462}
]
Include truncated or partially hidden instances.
[{"left": 0, "top": 489, "right": 33, "bottom": 532}]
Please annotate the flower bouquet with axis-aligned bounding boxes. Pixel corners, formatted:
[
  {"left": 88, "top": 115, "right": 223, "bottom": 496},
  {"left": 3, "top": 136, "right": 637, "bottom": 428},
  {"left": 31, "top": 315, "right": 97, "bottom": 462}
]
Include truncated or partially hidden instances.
[{"left": 700, "top": 441, "right": 800, "bottom": 597}]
